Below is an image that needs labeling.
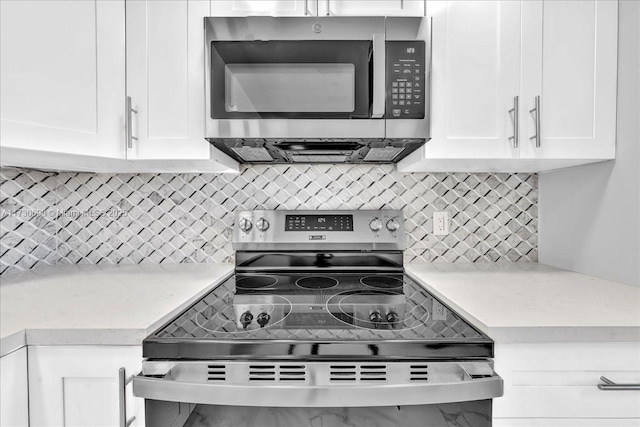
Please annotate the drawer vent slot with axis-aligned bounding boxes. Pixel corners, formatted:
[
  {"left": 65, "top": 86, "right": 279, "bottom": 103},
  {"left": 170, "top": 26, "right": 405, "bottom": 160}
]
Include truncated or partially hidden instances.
[
  {"left": 410, "top": 364, "right": 429, "bottom": 382},
  {"left": 360, "top": 365, "right": 387, "bottom": 382},
  {"left": 249, "top": 364, "right": 307, "bottom": 382},
  {"left": 207, "top": 364, "right": 226, "bottom": 381},
  {"left": 330, "top": 365, "right": 357, "bottom": 382}
]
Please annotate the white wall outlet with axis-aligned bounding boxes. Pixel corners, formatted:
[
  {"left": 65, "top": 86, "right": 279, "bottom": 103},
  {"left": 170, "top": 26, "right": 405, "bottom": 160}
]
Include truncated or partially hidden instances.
[{"left": 433, "top": 211, "right": 449, "bottom": 236}]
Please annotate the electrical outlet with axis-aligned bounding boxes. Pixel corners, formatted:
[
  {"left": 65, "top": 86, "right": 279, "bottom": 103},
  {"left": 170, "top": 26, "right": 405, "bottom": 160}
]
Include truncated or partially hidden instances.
[{"left": 433, "top": 211, "right": 449, "bottom": 235}]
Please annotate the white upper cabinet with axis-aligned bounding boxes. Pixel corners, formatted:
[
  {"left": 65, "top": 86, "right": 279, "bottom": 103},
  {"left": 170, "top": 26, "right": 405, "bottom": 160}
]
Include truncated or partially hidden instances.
[
  {"left": 209, "top": 0, "right": 424, "bottom": 17},
  {"left": 520, "top": 0, "right": 618, "bottom": 160},
  {"left": 421, "top": 1, "right": 521, "bottom": 160},
  {"left": 400, "top": 0, "right": 618, "bottom": 172},
  {"left": 211, "top": 0, "right": 318, "bottom": 16},
  {"left": 0, "top": 0, "right": 126, "bottom": 158},
  {"left": 126, "top": 0, "right": 236, "bottom": 170},
  {"left": 319, "top": 0, "right": 425, "bottom": 16}
]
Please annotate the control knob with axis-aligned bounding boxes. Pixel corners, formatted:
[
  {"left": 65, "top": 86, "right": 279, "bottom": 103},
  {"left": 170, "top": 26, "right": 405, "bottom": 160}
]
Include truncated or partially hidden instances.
[
  {"left": 239, "top": 311, "right": 253, "bottom": 329},
  {"left": 386, "top": 311, "right": 400, "bottom": 328},
  {"left": 256, "top": 218, "right": 270, "bottom": 232},
  {"left": 369, "top": 311, "right": 383, "bottom": 329},
  {"left": 369, "top": 218, "right": 383, "bottom": 232},
  {"left": 239, "top": 217, "right": 252, "bottom": 233},
  {"left": 257, "top": 312, "right": 270, "bottom": 328},
  {"left": 386, "top": 218, "right": 400, "bottom": 232}
]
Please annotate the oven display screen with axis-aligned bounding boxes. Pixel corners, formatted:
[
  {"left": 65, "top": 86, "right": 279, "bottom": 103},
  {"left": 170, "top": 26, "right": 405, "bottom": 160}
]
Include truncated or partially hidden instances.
[{"left": 286, "top": 215, "right": 353, "bottom": 231}]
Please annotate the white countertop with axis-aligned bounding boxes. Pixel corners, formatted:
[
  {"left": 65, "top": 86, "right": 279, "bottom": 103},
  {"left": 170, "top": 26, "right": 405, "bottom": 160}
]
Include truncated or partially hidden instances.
[
  {"left": 406, "top": 263, "right": 640, "bottom": 343},
  {"left": 2, "top": 262, "right": 638, "bottom": 357},
  {"left": 0, "top": 263, "right": 233, "bottom": 356}
]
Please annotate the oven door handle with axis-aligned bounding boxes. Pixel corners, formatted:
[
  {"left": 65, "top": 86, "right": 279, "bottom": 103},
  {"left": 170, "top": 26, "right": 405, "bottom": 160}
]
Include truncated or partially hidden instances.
[
  {"left": 371, "top": 33, "right": 386, "bottom": 119},
  {"left": 133, "top": 372, "right": 503, "bottom": 407}
]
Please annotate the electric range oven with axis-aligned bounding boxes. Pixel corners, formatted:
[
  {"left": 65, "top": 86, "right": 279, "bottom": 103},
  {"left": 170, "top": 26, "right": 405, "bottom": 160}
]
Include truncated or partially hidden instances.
[{"left": 133, "top": 210, "right": 503, "bottom": 427}]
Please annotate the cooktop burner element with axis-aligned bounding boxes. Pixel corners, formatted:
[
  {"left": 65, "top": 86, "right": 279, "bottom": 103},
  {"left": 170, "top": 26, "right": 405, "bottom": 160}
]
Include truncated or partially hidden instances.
[
  {"left": 295, "top": 276, "right": 339, "bottom": 290},
  {"left": 235, "top": 275, "right": 278, "bottom": 289},
  {"left": 360, "top": 275, "right": 404, "bottom": 289}
]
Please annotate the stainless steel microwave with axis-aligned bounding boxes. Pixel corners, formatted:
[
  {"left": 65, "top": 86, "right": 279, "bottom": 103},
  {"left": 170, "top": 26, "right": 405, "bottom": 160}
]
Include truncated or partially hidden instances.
[{"left": 204, "top": 16, "right": 431, "bottom": 164}]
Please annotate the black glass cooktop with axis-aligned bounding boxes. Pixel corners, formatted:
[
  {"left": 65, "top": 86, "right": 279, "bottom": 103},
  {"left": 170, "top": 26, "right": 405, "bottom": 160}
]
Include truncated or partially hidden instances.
[{"left": 144, "top": 273, "right": 493, "bottom": 360}]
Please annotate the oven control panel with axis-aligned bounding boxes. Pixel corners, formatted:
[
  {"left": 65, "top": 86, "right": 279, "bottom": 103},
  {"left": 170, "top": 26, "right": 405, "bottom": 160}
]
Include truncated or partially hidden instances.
[
  {"left": 233, "top": 210, "right": 406, "bottom": 251},
  {"left": 386, "top": 41, "right": 426, "bottom": 120}
]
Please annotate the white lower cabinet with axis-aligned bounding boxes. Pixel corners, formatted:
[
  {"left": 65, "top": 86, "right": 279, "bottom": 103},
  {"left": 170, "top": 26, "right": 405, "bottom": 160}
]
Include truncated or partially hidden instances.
[
  {"left": 494, "top": 342, "right": 640, "bottom": 423},
  {"left": 28, "top": 346, "right": 144, "bottom": 427},
  {"left": 0, "top": 347, "right": 29, "bottom": 427}
]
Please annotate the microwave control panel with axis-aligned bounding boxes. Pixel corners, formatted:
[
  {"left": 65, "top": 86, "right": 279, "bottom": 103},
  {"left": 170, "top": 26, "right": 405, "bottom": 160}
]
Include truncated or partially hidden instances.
[{"left": 386, "top": 41, "right": 426, "bottom": 119}]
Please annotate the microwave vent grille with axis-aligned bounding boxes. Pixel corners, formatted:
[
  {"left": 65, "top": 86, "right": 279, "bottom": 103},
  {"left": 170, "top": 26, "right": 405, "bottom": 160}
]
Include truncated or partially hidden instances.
[
  {"left": 364, "top": 147, "right": 404, "bottom": 162},
  {"left": 290, "top": 155, "right": 350, "bottom": 163},
  {"left": 231, "top": 147, "right": 273, "bottom": 162}
]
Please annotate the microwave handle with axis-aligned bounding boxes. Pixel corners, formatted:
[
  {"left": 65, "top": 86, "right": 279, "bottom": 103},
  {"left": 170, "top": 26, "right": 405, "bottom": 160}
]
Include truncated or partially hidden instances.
[{"left": 372, "top": 33, "right": 386, "bottom": 119}]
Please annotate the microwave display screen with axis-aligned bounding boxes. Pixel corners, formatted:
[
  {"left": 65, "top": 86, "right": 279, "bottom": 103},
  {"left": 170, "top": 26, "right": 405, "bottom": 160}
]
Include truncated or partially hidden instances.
[{"left": 225, "top": 64, "right": 355, "bottom": 113}]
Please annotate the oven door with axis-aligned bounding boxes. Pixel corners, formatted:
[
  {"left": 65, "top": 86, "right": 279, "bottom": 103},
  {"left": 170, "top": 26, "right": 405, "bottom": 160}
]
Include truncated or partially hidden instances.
[
  {"left": 143, "top": 401, "right": 493, "bottom": 427},
  {"left": 205, "top": 17, "right": 386, "bottom": 140}
]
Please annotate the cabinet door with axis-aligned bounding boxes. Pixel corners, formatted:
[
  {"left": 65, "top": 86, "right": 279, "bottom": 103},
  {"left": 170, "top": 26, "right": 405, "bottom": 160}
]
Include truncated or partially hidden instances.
[
  {"left": 126, "top": 0, "right": 235, "bottom": 168},
  {"left": 494, "top": 342, "right": 640, "bottom": 419},
  {"left": 0, "top": 0, "right": 126, "bottom": 158},
  {"left": 319, "top": 0, "right": 424, "bottom": 16},
  {"left": 422, "top": 1, "right": 521, "bottom": 159},
  {"left": 0, "top": 348, "right": 29, "bottom": 427},
  {"left": 211, "top": 0, "right": 317, "bottom": 16},
  {"left": 28, "top": 346, "right": 144, "bottom": 427},
  {"left": 520, "top": 0, "right": 618, "bottom": 159}
]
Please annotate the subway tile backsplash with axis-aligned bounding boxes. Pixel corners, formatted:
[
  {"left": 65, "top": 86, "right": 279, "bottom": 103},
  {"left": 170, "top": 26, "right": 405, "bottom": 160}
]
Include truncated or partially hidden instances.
[{"left": 0, "top": 165, "right": 537, "bottom": 276}]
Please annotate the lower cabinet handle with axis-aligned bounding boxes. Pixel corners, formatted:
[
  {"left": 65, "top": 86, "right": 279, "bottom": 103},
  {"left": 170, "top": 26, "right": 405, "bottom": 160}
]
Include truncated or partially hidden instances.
[
  {"left": 598, "top": 376, "right": 640, "bottom": 391},
  {"left": 119, "top": 367, "right": 137, "bottom": 427}
]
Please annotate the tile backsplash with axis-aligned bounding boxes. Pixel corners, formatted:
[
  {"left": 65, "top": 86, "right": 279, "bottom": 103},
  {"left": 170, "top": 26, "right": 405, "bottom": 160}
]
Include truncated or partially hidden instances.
[{"left": 0, "top": 165, "right": 537, "bottom": 276}]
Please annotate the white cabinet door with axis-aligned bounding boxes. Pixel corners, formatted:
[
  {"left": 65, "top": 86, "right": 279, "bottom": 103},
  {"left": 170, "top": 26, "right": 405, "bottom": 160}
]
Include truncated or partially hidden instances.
[
  {"left": 0, "top": 348, "right": 29, "bottom": 427},
  {"left": 319, "top": 0, "right": 425, "bottom": 16},
  {"left": 494, "top": 342, "right": 640, "bottom": 420},
  {"left": 211, "top": 0, "right": 318, "bottom": 16},
  {"left": 0, "top": 0, "right": 126, "bottom": 159},
  {"left": 520, "top": 0, "right": 618, "bottom": 159},
  {"left": 125, "top": 0, "right": 236, "bottom": 171},
  {"left": 28, "top": 346, "right": 144, "bottom": 427},
  {"left": 423, "top": 1, "right": 521, "bottom": 159}
]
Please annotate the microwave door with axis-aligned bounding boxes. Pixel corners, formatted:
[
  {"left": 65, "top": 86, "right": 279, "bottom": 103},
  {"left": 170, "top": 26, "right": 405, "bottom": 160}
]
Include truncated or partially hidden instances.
[{"left": 209, "top": 40, "right": 372, "bottom": 120}]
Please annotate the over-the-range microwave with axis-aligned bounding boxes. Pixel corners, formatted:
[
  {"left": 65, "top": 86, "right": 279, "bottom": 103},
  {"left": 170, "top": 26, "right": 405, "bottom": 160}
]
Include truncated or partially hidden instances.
[{"left": 204, "top": 16, "right": 431, "bottom": 164}]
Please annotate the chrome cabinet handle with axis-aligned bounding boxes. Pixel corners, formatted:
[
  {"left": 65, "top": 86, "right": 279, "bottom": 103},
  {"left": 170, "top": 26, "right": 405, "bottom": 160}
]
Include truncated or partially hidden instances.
[
  {"left": 371, "top": 33, "right": 386, "bottom": 119},
  {"left": 529, "top": 95, "right": 541, "bottom": 148},
  {"left": 325, "top": 0, "right": 330, "bottom": 15},
  {"left": 508, "top": 96, "right": 519, "bottom": 148},
  {"left": 126, "top": 96, "right": 138, "bottom": 150},
  {"left": 119, "top": 367, "right": 136, "bottom": 427},
  {"left": 598, "top": 376, "right": 640, "bottom": 391},
  {"left": 304, "top": 0, "right": 309, "bottom": 15}
]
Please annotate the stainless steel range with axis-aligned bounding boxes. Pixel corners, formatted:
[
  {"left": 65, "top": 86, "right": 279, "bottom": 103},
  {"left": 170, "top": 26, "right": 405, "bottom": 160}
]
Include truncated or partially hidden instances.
[{"left": 133, "top": 210, "right": 503, "bottom": 427}]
